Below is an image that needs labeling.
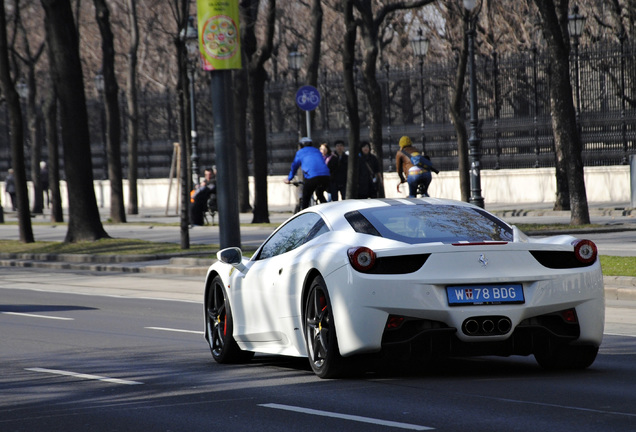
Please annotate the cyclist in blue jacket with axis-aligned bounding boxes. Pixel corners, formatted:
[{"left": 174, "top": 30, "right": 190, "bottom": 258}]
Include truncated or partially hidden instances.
[{"left": 284, "top": 137, "right": 330, "bottom": 210}]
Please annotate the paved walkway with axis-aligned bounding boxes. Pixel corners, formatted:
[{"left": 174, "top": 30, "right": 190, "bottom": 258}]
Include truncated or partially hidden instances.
[{"left": 0, "top": 201, "right": 634, "bottom": 301}]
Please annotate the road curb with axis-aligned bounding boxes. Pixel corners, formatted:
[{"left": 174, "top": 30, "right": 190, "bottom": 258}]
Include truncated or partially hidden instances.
[{"left": 1, "top": 257, "right": 633, "bottom": 300}]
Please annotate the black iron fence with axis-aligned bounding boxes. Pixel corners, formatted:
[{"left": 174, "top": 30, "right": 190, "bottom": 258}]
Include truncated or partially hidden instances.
[{"left": 1, "top": 38, "right": 634, "bottom": 181}]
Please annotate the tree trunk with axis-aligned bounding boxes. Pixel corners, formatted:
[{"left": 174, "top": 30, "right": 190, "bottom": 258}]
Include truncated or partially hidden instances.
[
  {"left": 305, "top": 0, "right": 322, "bottom": 134},
  {"left": 248, "top": 68, "right": 270, "bottom": 223},
  {"left": 27, "top": 67, "right": 44, "bottom": 215},
  {"left": 449, "top": 8, "right": 471, "bottom": 202},
  {"left": 41, "top": 0, "right": 108, "bottom": 242},
  {"left": 0, "top": 0, "right": 33, "bottom": 242},
  {"left": 94, "top": 0, "right": 126, "bottom": 223},
  {"left": 343, "top": 0, "right": 360, "bottom": 200},
  {"left": 534, "top": 0, "right": 589, "bottom": 224},
  {"left": 240, "top": 0, "right": 275, "bottom": 223},
  {"left": 355, "top": 2, "right": 385, "bottom": 197},
  {"left": 126, "top": 0, "right": 140, "bottom": 215},
  {"left": 43, "top": 82, "right": 64, "bottom": 223},
  {"left": 552, "top": 144, "right": 570, "bottom": 210},
  {"left": 176, "top": 17, "right": 190, "bottom": 249},
  {"left": 233, "top": 67, "right": 252, "bottom": 213}
]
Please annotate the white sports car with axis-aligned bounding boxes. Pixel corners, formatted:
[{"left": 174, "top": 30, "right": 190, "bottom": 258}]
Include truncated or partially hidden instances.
[{"left": 203, "top": 198, "right": 604, "bottom": 378}]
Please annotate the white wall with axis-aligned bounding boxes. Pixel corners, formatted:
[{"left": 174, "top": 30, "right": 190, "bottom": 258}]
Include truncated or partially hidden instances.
[{"left": 0, "top": 165, "right": 630, "bottom": 211}]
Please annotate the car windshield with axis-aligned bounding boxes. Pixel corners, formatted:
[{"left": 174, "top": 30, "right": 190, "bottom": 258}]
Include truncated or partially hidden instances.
[{"left": 345, "top": 204, "right": 513, "bottom": 244}]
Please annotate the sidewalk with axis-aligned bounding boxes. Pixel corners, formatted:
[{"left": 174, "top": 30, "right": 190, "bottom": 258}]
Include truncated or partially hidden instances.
[{"left": 0, "top": 201, "right": 634, "bottom": 301}]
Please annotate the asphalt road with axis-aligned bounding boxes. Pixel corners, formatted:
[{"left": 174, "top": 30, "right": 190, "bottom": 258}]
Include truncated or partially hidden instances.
[{"left": 1, "top": 269, "right": 636, "bottom": 432}]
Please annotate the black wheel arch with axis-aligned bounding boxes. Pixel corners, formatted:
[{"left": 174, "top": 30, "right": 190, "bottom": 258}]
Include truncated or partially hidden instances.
[
  {"left": 300, "top": 268, "right": 325, "bottom": 327},
  {"left": 203, "top": 270, "right": 221, "bottom": 342}
]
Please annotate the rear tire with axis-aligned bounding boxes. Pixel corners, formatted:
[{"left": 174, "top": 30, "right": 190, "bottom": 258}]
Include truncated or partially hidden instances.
[
  {"left": 534, "top": 345, "right": 598, "bottom": 370},
  {"left": 205, "top": 275, "right": 254, "bottom": 363},
  {"left": 304, "top": 276, "right": 345, "bottom": 378}
]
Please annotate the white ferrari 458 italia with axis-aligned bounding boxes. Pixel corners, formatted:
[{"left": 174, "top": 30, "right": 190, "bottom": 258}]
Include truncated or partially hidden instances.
[{"left": 203, "top": 198, "right": 604, "bottom": 378}]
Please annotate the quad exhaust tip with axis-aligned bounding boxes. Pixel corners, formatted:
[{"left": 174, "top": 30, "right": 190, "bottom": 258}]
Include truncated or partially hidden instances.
[{"left": 463, "top": 316, "right": 512, "bottom": 336}]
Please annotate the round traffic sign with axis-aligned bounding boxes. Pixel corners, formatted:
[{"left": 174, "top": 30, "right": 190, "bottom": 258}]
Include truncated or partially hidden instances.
[{"left": 295, "top": 85, "right": 321, "bottom": 111}]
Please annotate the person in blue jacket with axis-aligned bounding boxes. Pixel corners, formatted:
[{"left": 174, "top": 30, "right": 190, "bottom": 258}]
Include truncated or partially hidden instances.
[{"left": 284, "top": 137, "right": 330, "bottom": 210}]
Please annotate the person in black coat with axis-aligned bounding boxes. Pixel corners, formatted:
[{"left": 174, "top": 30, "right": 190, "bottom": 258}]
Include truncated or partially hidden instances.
[
  {"left": 357, "top": 141, "right": 381, "bottom": 199},
  {"left": 327, "top": 140, "right": 348, "bottom": 201}
]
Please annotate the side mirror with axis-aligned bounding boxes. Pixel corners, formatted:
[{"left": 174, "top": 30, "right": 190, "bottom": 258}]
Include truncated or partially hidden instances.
[{"left": 217, "top": 247, "right": 247, "bottom": 274}]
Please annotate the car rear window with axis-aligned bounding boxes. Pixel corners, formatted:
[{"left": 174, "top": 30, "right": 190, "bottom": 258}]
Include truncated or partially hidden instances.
[{"left": 345, "top": 204, "right": 513, "bottom": 244}]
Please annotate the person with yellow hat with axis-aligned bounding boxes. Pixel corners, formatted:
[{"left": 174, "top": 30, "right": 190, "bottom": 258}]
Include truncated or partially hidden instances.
[{"left": 396, "top": 136, "right": 439, "bottom": 197}]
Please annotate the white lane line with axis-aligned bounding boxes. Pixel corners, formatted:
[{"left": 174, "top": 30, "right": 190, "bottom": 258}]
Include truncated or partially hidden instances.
[
  {"left": 259, "top": 403, "right": 434, "bottom": 431},
  {"left": 1, "top": 312, "right": 74, "bottom": 320},
  {"left": 145, "top": 326, "right": 204, "bottom": 335},
  {"left": 25, "top": 368, "right": 143, "bottom": 385},
  {"left": 474, "top": 394, "right": 636, "bottom": 418}
]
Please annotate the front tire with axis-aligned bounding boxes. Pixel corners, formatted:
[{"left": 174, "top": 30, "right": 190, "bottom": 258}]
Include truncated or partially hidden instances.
[
  {"left": 304, "top": 276, "right": 345, "bottom": 378},
  {"left": 205, "top": 275, "right": 253, "bottom": 363}
]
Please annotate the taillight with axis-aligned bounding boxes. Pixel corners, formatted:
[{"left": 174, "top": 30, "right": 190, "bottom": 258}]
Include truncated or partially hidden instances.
[
  {"left": 561, "top": 308, "right": 578, "bottom": 323},
  {"left": 386, "top": 315, "right": 405, "bottom": 329},
  {"left": 572, "top": 239, "right": 597, "bottom": 264},
  {"left": 347, "top": 246, "right": 376, "bottom": 272}
]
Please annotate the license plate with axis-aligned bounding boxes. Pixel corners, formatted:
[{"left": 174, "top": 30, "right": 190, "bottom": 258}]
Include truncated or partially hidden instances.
[{"left": 446, "top": 284, "right": 524, "bottom": 306}]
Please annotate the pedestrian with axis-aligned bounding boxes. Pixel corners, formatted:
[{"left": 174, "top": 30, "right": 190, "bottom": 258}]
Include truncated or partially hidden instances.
[
  {"left": 396, "top": 135, "right": 439, "bottom": 197},
  {"left": 190, "top": 167, "right": 216, "bottom": 226},
  {"left": 40, "top": 161, "right": 50, "bottom": 209},
  {"left": 319, "top": 143, "right": 333, "bottom": 201},
  {"left": 5, "top": 168, "right": 16, "bottom": 211},
  {"left": 327, "top": 140, "right": 348, "bottom": 201},
  {"left": 357, "top": 141, "right": 381, "bottom": 199},
  {"left": 319, "top": 143, "right": 333, "bottom": 165},
  {"left": 284, "top": 137, "right": 330, "bottom": 211}
]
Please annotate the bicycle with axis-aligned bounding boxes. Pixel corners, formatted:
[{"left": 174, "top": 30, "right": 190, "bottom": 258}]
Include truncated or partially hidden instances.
[{"left": 289, "top": 180, "right": 317, "bottom": 213}]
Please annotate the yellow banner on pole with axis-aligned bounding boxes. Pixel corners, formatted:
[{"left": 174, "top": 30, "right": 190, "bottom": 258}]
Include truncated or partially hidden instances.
[{"left": 196, "top": 0, "right": 241, "bottom": 70}]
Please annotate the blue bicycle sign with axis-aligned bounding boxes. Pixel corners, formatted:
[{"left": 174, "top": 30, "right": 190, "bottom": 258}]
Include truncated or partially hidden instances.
[{"left": 296, "top": 85, "right": 321, "bottom": 111}]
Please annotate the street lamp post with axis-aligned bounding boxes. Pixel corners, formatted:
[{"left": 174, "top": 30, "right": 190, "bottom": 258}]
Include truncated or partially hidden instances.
[
  {"left": 94, "top": 72, "right": 108, "bottom": 180},
  {"left": 288, "top": 47, "right": 304, "bottom": 138},
  {"left": 464, "top": 0, "right": 484, "bottom": 208},
  {"left": 182, "top": 16, "right": 200, "bottom": 188},
  {"left": 568, "top": 5, "right": 585, "bottom": 133},
  {"left": 411, "top": 28, "right": 429, "bottom": 153}
]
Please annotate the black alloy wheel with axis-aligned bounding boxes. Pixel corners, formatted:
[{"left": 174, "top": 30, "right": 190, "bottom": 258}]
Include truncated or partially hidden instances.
[
  {"left": 206, "top": 275, "right": 253, "bottom": 363},
  {"left": 304, "top": 276, "right": 344, "bottom": 378}
]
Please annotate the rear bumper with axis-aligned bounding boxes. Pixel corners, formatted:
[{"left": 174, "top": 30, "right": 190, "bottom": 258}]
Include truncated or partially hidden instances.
[{"left": 325, "top": 263, "right": 604, "bottom": 357}]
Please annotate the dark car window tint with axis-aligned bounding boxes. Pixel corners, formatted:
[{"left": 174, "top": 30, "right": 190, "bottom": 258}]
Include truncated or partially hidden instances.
[
  {"left": 257, "top": 213, "right": 328, "bottom": 260},
  {"left": 349, "top": 205, "right": 512, "bottom": 244}
]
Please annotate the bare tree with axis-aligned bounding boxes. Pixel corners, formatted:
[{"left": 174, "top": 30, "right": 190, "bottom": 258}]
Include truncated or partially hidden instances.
[
  {"left": 343, "top": 0, "right": 360, "bottom": 199},
  {"left": 41, "top": 0, "right": 109, "bottom": 242},
  {"left": 170, "top": 0, "right": 191, "bottom": 248},
  {"left": 125, "top": 0, "right": 140, "bottom": 215},
  {"left": 12, "top": 3, "right": 46, "bottom": 214},
  {"left": 533, "top": 0, "right": 589, "bottom": 224},
  {"left": 42, "top": 78, "right": 63, "bottom": 223},
  {"left": 0, "top": 0, "right": 34, "bottom": 242},
  {"left": 233, "top": 66, "right": 252, "bottom": 213},
  {"left": 94, "top": 0, "right": 126, "bottom": 223},
  {"left": 241, "top": 0, "right": 276, "bottom": 223},
  {"left": 352, "top": 0, "right": 435, "bottom": 197},
  {"left": 447, "top": 3, "right": 471, "bottom": 202}
]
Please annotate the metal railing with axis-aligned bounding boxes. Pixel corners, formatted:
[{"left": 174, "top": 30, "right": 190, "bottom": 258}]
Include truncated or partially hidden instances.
[{"left": 0, "top": 38, "right": 634, "bottom": 180}]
